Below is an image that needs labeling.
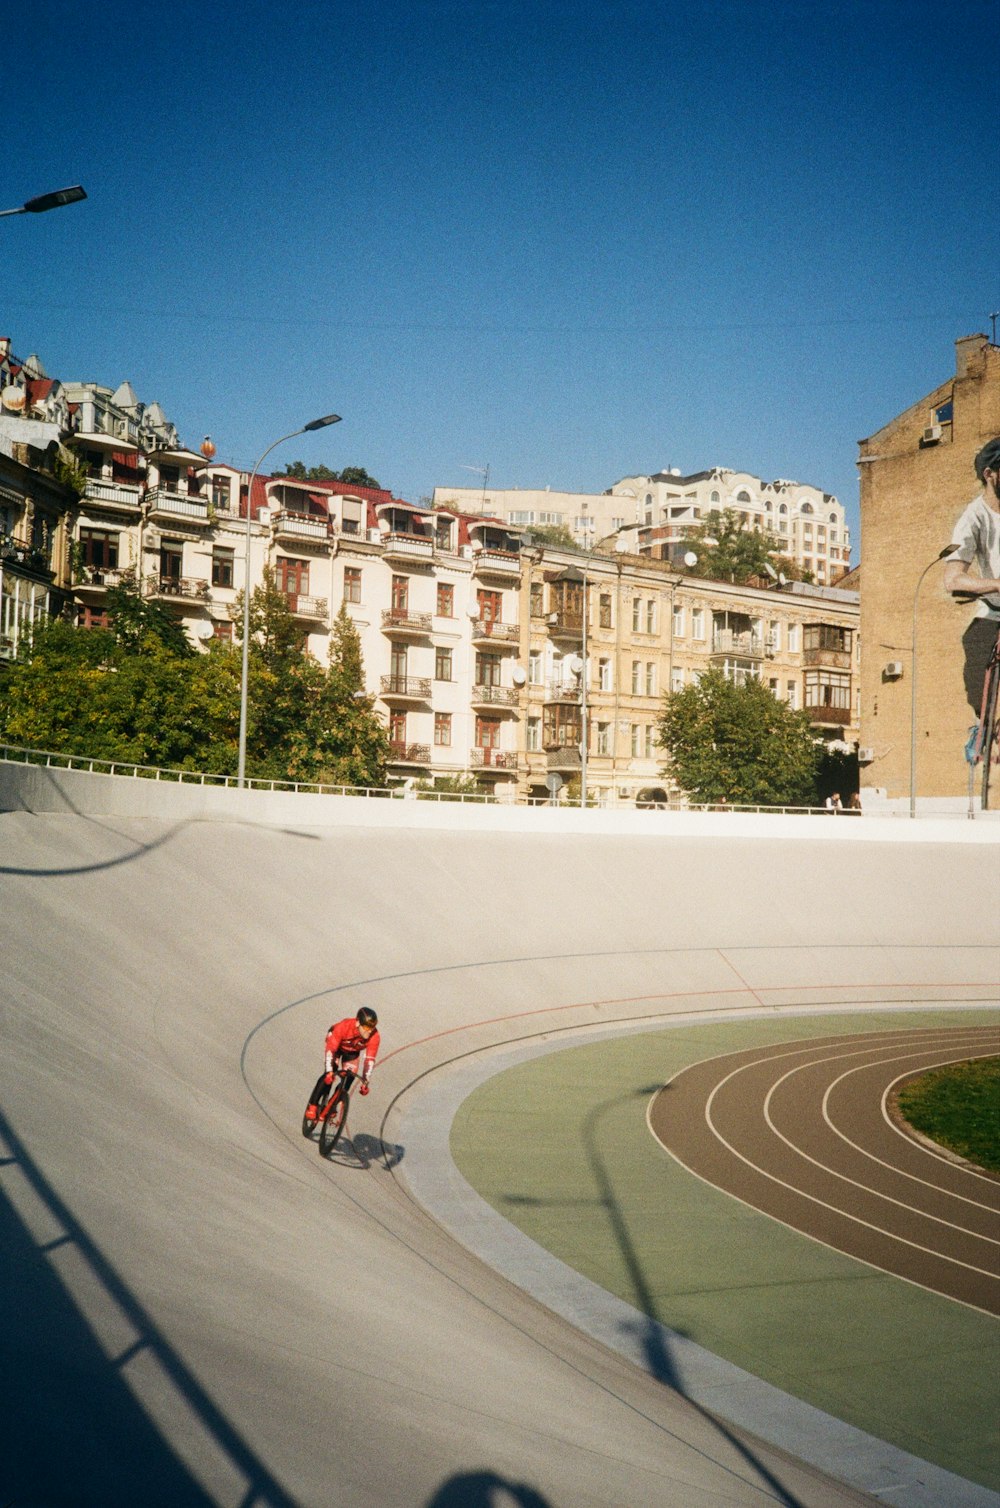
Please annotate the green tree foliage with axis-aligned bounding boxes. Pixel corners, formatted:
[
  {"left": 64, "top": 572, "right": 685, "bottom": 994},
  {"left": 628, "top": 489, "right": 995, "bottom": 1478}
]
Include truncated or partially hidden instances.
[
  {"left": 657, "top": 668, "right": 820, "bottom": 806},
  {"left": 526, "top": 523, "right": 578, "bottom": 549},
  {"left": 684, "top": 509, "right": 782, "bottom": 584},
  {"left": 0, "top": 577, "right": 387, "bottom": 786},
  {"left": 281, "top": 462, "right": 382, "bottom": 489}
]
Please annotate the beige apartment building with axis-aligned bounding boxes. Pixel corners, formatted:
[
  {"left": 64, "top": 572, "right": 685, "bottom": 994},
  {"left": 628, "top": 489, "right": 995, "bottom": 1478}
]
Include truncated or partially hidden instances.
[{"left": 857, "top": 333, "right": 1000, "bottom": 811}]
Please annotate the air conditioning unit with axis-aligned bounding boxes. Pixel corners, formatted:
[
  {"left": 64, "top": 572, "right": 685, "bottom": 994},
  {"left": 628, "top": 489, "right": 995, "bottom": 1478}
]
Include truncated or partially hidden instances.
[
  {"left": 0, "top": 644, "right": 13, "bottom": 660},
  {"left": 921, "top": 424, "right": 942, "bottom": 445},
  {"left": 883, "top": 661, "right": 904, "bottom": 680},
  {"left": 857, "top": 747, "right": 875, "bottom": 764}
]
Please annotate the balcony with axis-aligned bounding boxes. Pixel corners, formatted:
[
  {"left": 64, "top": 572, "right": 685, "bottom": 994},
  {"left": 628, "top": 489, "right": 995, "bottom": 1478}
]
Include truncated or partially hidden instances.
[
  {"left": 804, "top": 646, "right": 852, "bottom": 671},
  {"left": 146, "top": 487, "right": 210, "bottom": 526},
  {"left": 145, "top": 576, "right": 210, "bottom": 603},
  {"left": 380, "top": 675, "right": 432, "bottom": 704},
  {"left": 471, "top": 684, "right": 520, "bottom": 711},
  {"left": 547, "top": 610, "right": 583, "bottom": 642},
  {"left": 272, "top": 510, "right": 332, "bottom": 547},
  {"left": 470, "top": 748, "right": 518, "bottom": 771},
  {"left": 388, "top": 742, "right": 431, "bottom": 766},
  {"left": 806, "top": 702, "right": 853, "bottom": 727},
  {"left": 82, "top": 479, "right": 141, "bottom": 513},
  {"left": 284, "top": 594, "right": 328, "bottom": 621},
  {"left": 545, "top": 745, "right": 582, "bottom": 774},
  {"left": 543, "top": 680, "right": 580, "bottom": 704},
  {"left": 710, "top": 630, "right": 765, "bottom": 659},
  {"left": 381, "top": 607, "right": 433, "bottom": 638},
  {"left": 473, "top": 549, "right": 520, "bottom": 581},
  {"left": 382, "top": 532, "right": 434, "bottom": 565},
  {"left": 74, "top": 565, "right": 134, "bottom": 598},
  {"left": 470, "top": 618, "right": 519, "bottom": 648}
]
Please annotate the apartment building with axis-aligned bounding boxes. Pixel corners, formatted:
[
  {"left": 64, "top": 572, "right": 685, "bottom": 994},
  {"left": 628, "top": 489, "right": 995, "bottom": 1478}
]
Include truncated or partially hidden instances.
[
  {"left": 0, "top": 415, "right": 77, "bottom": 658},
  {"left": 519, "top": 545, "right": 858, "bottom": 804},
  {"left": 857, "top": 333, "right": 1000, "bottom": 809},
  {"left": 434, "top": 467, "right": 852, "bottom": 582}
]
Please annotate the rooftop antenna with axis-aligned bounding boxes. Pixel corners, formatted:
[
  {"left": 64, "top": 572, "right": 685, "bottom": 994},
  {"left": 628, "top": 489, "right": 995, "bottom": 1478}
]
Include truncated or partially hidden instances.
[
  {"left": 460, "top": 463, "right": 489, "bottom": 512},
  {"left": 990, "top": 311, "right": 999, "bottom": 344}
]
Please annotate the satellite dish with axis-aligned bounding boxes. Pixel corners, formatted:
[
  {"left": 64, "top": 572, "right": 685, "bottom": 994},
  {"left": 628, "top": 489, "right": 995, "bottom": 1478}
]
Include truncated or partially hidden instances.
[
  {"left": 683, "top": 551, "right": 698, "bottom": 568},
  {"left": 567, "top": 654, "right": 583, "bottom": 674},
  {"left": 466, "top": 602, "right": 480, "bottom": 618},
  {"left": 192, "top": 621, "right": 214, "bottom": 641},
  {"left": 511, "top": 665, "right": 526, "bottom": 685},
  {"left": 614, "top": 535, "right": 629, "bottom": 553},
  {"left": 1, "top": 386, "right": 26, "bottom": 412}
]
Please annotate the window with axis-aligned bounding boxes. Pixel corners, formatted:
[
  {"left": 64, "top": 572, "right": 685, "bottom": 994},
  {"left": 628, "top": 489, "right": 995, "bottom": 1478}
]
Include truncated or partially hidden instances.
[
  {"left": 598, "top": 657, "right": 612, "bottom": 691},
  {"left": 476, "top": 653, "right": 502, "bottom": 687},
  {"left": 786, "top": 680, "right": 798, "bottom": 708},
  {"left": 527, "top": 717, "right": 541, "bottom": 752},
  {"left": 631, "top": 660, "right": 641, "bottom": 694},
  {"left": 436, "top": 582, "right": 454, "bottom": 617},
  {"left": 645, "top": 725, "right": 655, "bottom": 758},
  {"left": 213, "top": 620, "right": 234, "bottom": 643},
  {"left": 530, "top": 581, "right": 544, "bottom": 617},
  {"left": 671, "top": 668, "right": 684, "bottom": 692},
  {"left": 391, "top": 574, "right": 408, "bottom": 612},
  {"left": 631, "top": 724, "right": 641, "bottom": 757},
  {"left": 787, "top": 623, "right": 800, "bottom": 652},
  {"left": 632, "top": 598, "right": 642, "bottom": 633},
  {"left": 543, "top": 704, "right": 581, "bottom": 749},
  {"left": 343, "top": 567, "right": 361, "bottom": 603},
  {"left": 646, "top": 599, "right": 656, "bottom": 634},
  {"left": 528, "top": 650, "right": 543, "bottom": 685},
  {"left": 477, "top": 588, "right": 502, "bottom": 623},
  {"left": 672, "top": 603, "right": 685, "bottom": 636},
  {"left": 79, "top": 528, "right": 118, "bottom": 569},
  {"left": 212, "top": 547, "right": 234, "bottom": 588},
  {"left": 645, "top": 662, "right": 656, "bottom": 696},
  {"left": 597, "top": 722, "right": 611, "bottom": 755},
  {"left": 435, "top": 646, "right": 453, "bottom": 681},
  {"left": 691, "top": 607, "right": 704, "bottom": 640},
  {"left": 78, "top": 605, "right": 110, "bottom": 630},
  {"left": 389, "top": 710, "right": 407, "bottom": 744},
  {"left": 211, "top": 476, "right": 232, "bottom": 510},
  {"left": 477, "top": 717, "right": 502, "bottom": 749},
  {"left": 805, "top": 670, "right": 851, "bottom": 710},
  {"left": 800, "top": 501, "right": 813, "bottom": 515},
  {"left": 599, "top": 593, "right": 612, "bottom": 629},
  {"left": 160, "top": 543, "right": 183, "bottom": 585},
  {"left": 434, "top": 712, "right": 451, "bottom": 746},
  {"left": 804, "top": 624, "right": 853, "bottom": 653}
]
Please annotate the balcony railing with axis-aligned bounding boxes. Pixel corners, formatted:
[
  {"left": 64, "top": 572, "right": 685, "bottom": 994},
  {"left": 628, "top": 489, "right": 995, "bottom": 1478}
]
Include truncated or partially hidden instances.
[
  {"left": 145, "top": 576, "right": 210, "bottom": 601},
  {"left": 83, "top": 479, "right": 141, "bottom": 511},
  {"left": 388, "top": 741, "right": 431, "bottom": 765},
  {"left": 711, "top": 630, "right": 764, "bottom": 658},
  {"left": 74, "top": 565, "right": 134, "bottom": 593},
  {"left": 272, "top": 510, "right": 331, "bottom": 542},
  {"left": 548, "top": 610, "right": 583, "bottom": 637},
  {"left": 470, "top": 748, "right": 518, "bottom": 769},
  {"left": 803, "top": 646, "right": 852, "bottom": 671},
  {"left": 284, "top": 594, "right": 328, "bottom": 620},
  {"left": 471, "top": 684, "right": 520, "bottom": 708},
  {"left": 382, "top": 533, "right": 434, "bottom": 563},
  {"left": 381, "top": 608, "right": 433, "bottom": 635},
  {"left": 470, "top": 618, "right": 519, "bottom": 645},
  {"left": 543, "top": 680, "right": 580, "bottom": 704},
  {"left": 380, "top": 675, "right": 432, "bottom": 701},
  {"left": 146, "top": 488, "right": 210, "bottom": 524},
  {"left": 806, "top": 702, "right": 852, "bottom": 726},
  {"left": 473, "top": 549, "right": 520, "bottom": 578}
]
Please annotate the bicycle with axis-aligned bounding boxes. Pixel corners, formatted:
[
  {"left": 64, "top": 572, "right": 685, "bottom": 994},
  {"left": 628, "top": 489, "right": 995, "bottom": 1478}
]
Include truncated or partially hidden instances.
[
  {"left": 301, "top": 1067, "right": 358, "bottom": 1157},
  {"left": 968, "top": 620, "right": 1000, "bottom": 811}
]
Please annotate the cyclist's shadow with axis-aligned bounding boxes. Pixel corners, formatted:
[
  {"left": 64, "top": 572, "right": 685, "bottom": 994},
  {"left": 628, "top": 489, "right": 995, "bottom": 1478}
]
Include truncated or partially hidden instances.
[{"left": 323, "top": 1132, "right": 404, "bottom": 1171}]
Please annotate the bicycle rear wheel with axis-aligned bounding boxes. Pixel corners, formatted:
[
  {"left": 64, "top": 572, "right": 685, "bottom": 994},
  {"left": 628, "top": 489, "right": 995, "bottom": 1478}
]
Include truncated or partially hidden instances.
[
  {"left": 302, "top": 1084, "right": 329, "bottom": 1138},
  {"left": 319, "top": 1088, "right": 348, "bottom": 1156}
]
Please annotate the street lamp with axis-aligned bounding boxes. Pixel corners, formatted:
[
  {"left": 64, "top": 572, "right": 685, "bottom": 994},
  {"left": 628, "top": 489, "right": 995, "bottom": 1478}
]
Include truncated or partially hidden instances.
[
  {"left": 0, "top": 185, "right": 87, "bottom": 219},
  {"left": 237, "top": 413, "right": 341, "bottom": 786},
  {"left": 909, "top": 544, "right": 956, "bottom": 818}
]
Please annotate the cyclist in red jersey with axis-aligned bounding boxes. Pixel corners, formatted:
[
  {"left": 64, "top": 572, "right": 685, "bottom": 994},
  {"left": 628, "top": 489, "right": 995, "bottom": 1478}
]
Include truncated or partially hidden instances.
[{"left": 304, "top": 1007, "right": 380, "bottom": 1123}]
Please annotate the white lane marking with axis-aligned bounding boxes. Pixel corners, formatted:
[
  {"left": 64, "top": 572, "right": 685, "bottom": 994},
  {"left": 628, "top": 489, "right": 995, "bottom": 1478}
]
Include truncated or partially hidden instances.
[
  {"left": 758, "top": 1044, "right": 1000, "bottom": 1244},
  {"left": 821, "top": 1053, "right": 1000, "bottom": 1209},
  {"left": 702, "top": 1037, "right": 1000, "bottom": 1283}
]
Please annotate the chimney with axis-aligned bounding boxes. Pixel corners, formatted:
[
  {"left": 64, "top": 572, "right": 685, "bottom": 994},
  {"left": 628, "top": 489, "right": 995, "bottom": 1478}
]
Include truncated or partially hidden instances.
[{"left": 955, "top": 333, "right": 988, "bottom": 380}]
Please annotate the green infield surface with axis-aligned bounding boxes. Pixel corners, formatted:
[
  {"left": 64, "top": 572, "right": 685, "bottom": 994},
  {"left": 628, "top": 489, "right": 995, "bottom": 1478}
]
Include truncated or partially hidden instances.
[{"left": 450, "top": 1008, "right": 1000, "bottom": 1491}]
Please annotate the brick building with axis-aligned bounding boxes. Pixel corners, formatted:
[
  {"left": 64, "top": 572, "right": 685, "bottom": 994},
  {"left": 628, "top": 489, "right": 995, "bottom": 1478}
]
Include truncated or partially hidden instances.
[{"left": 857, "top": 334, "right": 1000, "bottom": 810}]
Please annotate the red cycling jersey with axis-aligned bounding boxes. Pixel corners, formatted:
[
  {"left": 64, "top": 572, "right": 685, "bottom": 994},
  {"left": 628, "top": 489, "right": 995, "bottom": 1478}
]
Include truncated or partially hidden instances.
[{"left": 324, "top": 1017, "right": 381, "bottom": 1082}]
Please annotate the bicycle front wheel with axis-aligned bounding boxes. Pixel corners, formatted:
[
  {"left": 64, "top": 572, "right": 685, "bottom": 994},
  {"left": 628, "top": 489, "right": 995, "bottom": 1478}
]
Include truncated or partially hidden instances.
[
  {"left": 302, "top": 1084, "right": 329, "bottom": 1138},
  {"left": 319, "top": 1089, "right": 348, "bottom": 1157}
]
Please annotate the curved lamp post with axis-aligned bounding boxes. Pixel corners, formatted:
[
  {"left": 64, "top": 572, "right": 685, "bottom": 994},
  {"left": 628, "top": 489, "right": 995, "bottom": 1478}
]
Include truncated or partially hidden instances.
[
  {"left": 909, "top": 544, "right": 956, "bottom": 818},
  {"left": 0, "top": 185, "right": 87, "bottom": 218},
  {"left": 237, "top": 414, "right": 341, "bottom": 786}
]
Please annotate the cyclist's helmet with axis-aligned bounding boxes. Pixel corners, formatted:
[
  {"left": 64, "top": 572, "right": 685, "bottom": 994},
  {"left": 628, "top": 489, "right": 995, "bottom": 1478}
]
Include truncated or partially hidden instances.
[
  {"left": 973, "top": 436, "right": 1000, "bottom": 482},
  {"left": 357, "top": 1007, "right": 378, "bottom": 1029}
]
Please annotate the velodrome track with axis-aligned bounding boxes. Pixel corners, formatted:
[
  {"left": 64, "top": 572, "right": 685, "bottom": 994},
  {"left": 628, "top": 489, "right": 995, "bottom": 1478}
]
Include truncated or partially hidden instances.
[{"left": 1, "top": 767, "right": 998, "bottom": 1507}]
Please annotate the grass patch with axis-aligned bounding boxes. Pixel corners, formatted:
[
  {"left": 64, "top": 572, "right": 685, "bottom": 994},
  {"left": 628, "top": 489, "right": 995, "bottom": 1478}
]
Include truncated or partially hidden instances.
[{"left": 896, "top": 1057, "right": 1000, "bottom": 1173}]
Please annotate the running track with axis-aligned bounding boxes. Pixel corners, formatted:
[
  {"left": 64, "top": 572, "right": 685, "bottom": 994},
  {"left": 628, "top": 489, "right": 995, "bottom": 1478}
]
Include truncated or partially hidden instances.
[{"left": 649, "top": 1024, "right": 1000, "bottom": 1313}]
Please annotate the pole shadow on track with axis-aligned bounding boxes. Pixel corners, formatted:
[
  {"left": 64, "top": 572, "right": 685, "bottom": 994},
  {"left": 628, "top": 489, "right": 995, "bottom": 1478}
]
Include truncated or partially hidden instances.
[
  {"left": 508, "top": 1085, "right": 808, "bottom": 1508},
  {"left": 0, "top": 1106, "right": 298, "bottom": 1508}
]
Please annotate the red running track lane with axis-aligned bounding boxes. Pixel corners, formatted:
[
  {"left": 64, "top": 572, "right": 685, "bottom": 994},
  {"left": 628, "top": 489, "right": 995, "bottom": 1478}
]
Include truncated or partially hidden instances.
[{"left": 649, "top": 1024, "right": 1000, "bottom": 1314}]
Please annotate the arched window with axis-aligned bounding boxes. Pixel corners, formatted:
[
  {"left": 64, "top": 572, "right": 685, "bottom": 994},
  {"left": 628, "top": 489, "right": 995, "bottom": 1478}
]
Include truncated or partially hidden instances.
[
  {"left": 710, "top": 490, "right": 721, "bottom": 505},
  {"left": 779, "top": 503, "right": 788, "bottom": 515},
  {"left": 828, "top": 511, "right": 837, "bottom": 523},
  {"left": 800, "top": 501, "right": 814, "bottom": 515},
  {"left": 736, "top": 489, "right": 752, "bottom": 503}
]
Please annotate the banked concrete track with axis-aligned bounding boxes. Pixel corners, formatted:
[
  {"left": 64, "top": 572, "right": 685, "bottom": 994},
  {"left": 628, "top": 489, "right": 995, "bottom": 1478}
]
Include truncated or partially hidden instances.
[{"left": 1, "top": 769, "right": 998, "bottom": 1508}]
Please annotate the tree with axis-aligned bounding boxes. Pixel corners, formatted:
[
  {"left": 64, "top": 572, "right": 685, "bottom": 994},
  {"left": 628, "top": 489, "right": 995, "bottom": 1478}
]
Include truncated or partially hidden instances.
[
  {"left": 106, "top": 577, "right": 194, "bottom": 658},
  {"left": 657, "top": 668, "right": 820, "bottom": 806},
  {"left": 684, "top": 509, "right": 782, "bottom": 585},
  {"left": 526, "top": 523, "right": 578, "bottom": 549},
  {"left": 281, "top": 462, "right": 382, "bottom": 489}
]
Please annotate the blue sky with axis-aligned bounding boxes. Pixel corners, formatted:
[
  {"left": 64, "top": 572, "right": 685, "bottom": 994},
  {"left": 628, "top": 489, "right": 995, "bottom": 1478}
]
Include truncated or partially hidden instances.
[{"left": 8, "top": 0, "right": 998, "bottom": 549}]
